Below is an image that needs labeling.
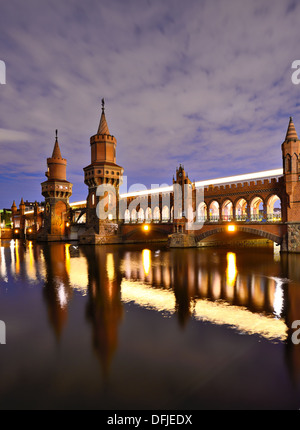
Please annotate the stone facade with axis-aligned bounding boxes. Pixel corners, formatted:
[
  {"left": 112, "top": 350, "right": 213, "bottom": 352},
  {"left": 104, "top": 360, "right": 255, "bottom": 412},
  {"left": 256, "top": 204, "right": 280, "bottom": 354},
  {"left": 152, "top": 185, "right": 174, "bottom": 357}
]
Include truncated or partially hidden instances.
[{"left": 37, "top": 131, "right": 72, "bottom": 242}]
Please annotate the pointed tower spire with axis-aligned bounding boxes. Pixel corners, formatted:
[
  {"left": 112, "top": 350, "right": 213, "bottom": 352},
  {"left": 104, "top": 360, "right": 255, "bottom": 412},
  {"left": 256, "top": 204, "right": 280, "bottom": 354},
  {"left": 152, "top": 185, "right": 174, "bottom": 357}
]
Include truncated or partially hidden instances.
[
  {"left": 285, "top": 117, "right": 298, "bottom": 142},
  {"left": 52, "top": 129, "right": 63, "bottom": 158},
  {"left": 97, "top": 98, "right": 110, "bottom": 135}
]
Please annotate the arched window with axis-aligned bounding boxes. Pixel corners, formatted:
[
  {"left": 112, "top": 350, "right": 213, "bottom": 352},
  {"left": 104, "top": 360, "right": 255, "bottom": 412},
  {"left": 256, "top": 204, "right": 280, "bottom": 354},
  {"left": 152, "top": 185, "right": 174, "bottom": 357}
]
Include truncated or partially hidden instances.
[
  {"left": 266, "top": 195, "right": 281, "bottom": 221},
  {"left": 153, "top": 206, "right": 160, "bottom": 222},
  {"left": 124, "top": 209, "right": 130, "bottom": 223},
  {"left": 145, "top": 207, "right": 152, "bottom": 222},
  {"left": 131, "top": 208, "right": 137, "bottom": 222},
  {"left": 209, "top": 201, "right": 219, "bottom": 222},
  {"left": 222, "top": 200, "right": 233, "bottom": 221},
  {"left": 286, "top": 154, "right": 292, "bottom": 173},
  {"left": 197, "top": 202, "right": 207, "bottom": 222},
  {"left": 235, "top": 198, "right": 247, "bottom": 221},
  {"left": 162, "top": 205, "right": 170, "bottom": 222},
  {"left": 250, "top": 197, "right": 264, "bottom": 221},
  {"left": 138, "top": 208, "right": 144, "bottom": 223}
]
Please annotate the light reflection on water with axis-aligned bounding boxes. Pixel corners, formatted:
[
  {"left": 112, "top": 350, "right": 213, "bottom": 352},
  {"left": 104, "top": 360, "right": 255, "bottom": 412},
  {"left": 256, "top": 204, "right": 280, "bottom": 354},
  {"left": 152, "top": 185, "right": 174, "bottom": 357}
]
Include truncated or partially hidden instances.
[
  {"left": 0, "top": 240, "right": 290, "bottom": 339},
  {"left": 1, "top": 239, "right": 300, "bottom": 409}
]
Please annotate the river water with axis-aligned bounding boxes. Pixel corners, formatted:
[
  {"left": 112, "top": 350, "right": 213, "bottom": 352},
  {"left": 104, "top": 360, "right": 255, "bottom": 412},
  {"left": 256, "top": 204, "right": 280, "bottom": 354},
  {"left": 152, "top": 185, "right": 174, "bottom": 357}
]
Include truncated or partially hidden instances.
[{"left": 0, "top": 239, "right": 300, "bottom": 410}]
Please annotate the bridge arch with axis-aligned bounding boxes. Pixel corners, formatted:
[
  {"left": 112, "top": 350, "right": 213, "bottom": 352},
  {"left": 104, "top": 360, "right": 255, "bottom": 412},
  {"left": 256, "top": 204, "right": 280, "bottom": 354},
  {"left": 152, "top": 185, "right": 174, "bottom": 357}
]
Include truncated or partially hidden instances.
[
  {"left": 208, "top": 200, "right": 220, "bottom": 222},
  {"left": 234, "top": 198, "right": 248, "bottom": 221},
  {"left": 162, "top": 205, "right": 170, "bottom": 222},
  {"left": 266, "top": 194, "right": 281, "bottom": 221},
  {"left": 124, "top": 209, "right": 130, "bottom": 223},
  {"left": 131, "top": 208, "right": 137, "bottom": 222},
  {"left": 221, "top": 198, "right": 234, "bottom": 221},
  {"left": 145, "top": 207, "right": 152, "bottom": 222},
  {"left": 153, "top": 206, "right": 160, "bottom": 222},
  {"left": 195, "top": 225, "right": 282, "bottom": 245},
  {"left": 197, "top": 202, "right": 207, "bottom": 222},
  {"left": 249, "top": 195, "right": 265, "bottom": 221},
  {"left": 138, "top": 208, "right": 145, "bottom": 223}
]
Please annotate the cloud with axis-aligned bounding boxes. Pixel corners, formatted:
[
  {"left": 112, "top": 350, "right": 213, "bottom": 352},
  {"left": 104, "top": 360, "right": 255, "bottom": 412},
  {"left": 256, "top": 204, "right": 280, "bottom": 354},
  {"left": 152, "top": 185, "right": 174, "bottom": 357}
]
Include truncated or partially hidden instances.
[{"left": 0, "top": 0, "right": 300, "bottom": 206}]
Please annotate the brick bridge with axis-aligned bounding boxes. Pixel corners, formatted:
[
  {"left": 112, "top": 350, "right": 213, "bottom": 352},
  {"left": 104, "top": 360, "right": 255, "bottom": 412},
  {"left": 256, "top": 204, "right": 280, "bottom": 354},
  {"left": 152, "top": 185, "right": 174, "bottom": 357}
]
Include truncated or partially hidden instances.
[{"left": 9, "top": 110, "right": 300, "bottom": 252}]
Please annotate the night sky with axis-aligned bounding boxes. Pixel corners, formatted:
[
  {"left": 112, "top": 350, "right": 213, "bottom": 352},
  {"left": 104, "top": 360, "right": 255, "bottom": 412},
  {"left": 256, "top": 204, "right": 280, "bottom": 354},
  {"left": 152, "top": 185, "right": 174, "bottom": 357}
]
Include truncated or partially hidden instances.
[{"left": 1, "top": 0, "right": 300, "bottom": 209}]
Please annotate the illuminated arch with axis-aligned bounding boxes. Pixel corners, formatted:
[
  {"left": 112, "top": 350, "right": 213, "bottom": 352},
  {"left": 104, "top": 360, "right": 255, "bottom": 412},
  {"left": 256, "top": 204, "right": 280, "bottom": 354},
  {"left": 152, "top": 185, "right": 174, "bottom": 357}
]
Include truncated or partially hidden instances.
[
  {"left": 162, "top": 205, "right": 170, "bottom": 222},
  {"left": 222, "top": 199, "right": 233, "bottom": 221},
  {"left": 124, "top": 209, "right": 130, "bottom": 223},
  {"left": 235, "top": 198, "right": 248, "bottom": 221},
  {"left": 250, "top": 196, "right": 264, "bottom": 221},
  {"left": 209, "top": 200, "right": 219, "bottom": 222},
  {"left": 138, "top": 208, "right": 145, "bottom": 223},
  {"left": 131, "top": 208, "right": 137, "bottom": 222},
  {"left": 145, "top": 207, "right": 152, "bottom": 222},
  {"left": 197, "top": 202, "right": 207, "bottom": 222},
  {"left": 266, "top": 195, "right": 281, "bottom": 221},
  {"left": 153, "top": 206, "right": 160, "bottom": 222}
]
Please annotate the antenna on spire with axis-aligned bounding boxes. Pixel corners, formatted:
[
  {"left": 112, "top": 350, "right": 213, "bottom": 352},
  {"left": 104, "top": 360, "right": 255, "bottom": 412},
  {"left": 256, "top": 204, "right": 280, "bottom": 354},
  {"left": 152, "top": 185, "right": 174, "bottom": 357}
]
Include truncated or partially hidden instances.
[
  {"left": 101, "top": 98, "right": 105, "bottom": 113},
  {"left": 55, "top": 129, "right": 58, "bottom": 140}
]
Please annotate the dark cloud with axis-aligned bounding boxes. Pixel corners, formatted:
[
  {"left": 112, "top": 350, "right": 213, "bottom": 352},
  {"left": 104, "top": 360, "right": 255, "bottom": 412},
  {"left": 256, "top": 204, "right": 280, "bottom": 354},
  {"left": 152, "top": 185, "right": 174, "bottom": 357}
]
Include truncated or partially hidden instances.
[{"left": 0, "top": 0, "right": 300, "bottom": 207}]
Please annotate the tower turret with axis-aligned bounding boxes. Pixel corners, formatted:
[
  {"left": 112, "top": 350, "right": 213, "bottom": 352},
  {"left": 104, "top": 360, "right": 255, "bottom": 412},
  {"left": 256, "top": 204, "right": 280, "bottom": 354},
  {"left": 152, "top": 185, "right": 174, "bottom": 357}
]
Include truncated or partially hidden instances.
[
  {"left": 282, "top": 117, "right": 300, "bottom": 219},
  {"left": 80, "top": 100, "right": 124, "bottom": 244},
  {"left": 38, "top": 131, "right": 73, "bottom": 241}
]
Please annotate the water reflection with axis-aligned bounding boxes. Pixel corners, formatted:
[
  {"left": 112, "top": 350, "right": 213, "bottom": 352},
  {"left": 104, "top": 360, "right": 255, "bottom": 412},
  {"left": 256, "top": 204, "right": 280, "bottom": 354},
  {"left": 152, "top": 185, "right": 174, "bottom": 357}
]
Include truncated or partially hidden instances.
[
  {"left": 82, "top": 246, "right": 123, "bottom": 376},
  {"left": 42, "top": 243, "right": 73, "bottom": 339},
  {"left": 2, "top": 240, "right": 300, "bottom": 384}
]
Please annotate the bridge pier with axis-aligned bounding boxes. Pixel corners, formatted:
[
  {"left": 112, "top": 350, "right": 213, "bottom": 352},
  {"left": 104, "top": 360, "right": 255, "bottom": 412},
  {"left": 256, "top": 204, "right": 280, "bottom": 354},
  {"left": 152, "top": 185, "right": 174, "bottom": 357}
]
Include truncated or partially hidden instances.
[
  {"left": 168, "top": 233, "right": 196, "bottom": 248},
  {"left": 284, "top": 223, "right": 300, "bottom": 253}
]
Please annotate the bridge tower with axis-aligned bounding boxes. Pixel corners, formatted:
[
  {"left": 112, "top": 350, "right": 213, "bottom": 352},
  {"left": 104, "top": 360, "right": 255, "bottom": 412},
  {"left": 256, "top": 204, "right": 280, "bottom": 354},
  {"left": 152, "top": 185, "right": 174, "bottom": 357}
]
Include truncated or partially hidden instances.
[
  {"left": 169, "top": 164, "right": 196, "bottom": 247},
  {"left": 282, "top": 117, "right": 300, "bottom": 251},
  {"left": 38, "top": 131, "right": 73, "bottom": 241},
  {"left": 79, "top": 99, "right": 124, "bottom": 244}
]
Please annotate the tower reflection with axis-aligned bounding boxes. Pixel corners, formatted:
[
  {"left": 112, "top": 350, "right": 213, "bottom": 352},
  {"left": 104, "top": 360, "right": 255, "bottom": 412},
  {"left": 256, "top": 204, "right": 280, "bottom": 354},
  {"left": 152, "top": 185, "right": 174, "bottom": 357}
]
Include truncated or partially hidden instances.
[
  {"left": 42, "top": 243, "right": 72, "bottom": 340},
  {"left": 82, "top": 246, "right": 123, "bottom": 376}
]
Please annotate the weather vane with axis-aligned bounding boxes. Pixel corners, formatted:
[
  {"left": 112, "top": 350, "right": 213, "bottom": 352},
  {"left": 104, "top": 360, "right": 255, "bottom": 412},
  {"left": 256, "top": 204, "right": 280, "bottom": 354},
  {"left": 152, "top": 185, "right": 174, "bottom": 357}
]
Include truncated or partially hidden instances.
[{"left": 101, "top": 98, "right": 105, "bottom": 113}]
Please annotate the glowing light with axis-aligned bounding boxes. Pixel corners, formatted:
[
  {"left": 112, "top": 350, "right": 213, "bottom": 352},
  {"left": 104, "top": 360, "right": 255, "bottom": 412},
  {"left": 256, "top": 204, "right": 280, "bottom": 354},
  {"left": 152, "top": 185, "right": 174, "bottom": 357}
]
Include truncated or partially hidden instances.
[
  {"left": 14, "top": 229, "right": 19, "bottom": 234},
  {"left": 58, "top": 283, "right": 68, "bottom": 308},
  {"left": 66, "top": 222, "right": 70, "bottom": 228},
  {"left": 106, "top": 253, "right": 115, "bottom": 281},
  {"left": 65, "top": 244, "right": 71, "bottom": 274},
  {"left": 121, "top": 279, "right": 287, "bottom": 341},
  {"left": 15, "top": 240, "right": 20, "bottom": 274},
  {"left": 195, "top": 168, "right": 283, "bottom": 188},
  {"left": 142, "top": 249, "right": 151, "bottom": 276},
  {"left": 28, "top": 228, "right": 32, "bottom": 233},
  {"left": 227, "top": 225, "right": 236, "bottom": 232},
  {"left": 119, "top": 169, "right": 283, "bottom": 199},
  {"left": 226, "top": 252, "right": 237, "bottom": 287},
  {"left": 143, "top": 224, "right": 150, "bottom": 232}
]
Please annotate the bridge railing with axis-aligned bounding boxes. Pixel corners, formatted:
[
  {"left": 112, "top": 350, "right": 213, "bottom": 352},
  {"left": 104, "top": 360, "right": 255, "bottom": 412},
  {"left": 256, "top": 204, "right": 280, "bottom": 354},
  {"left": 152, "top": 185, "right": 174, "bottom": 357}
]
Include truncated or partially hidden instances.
[{"left": 267, "top": 213, "right": 282, "bottom": 222}]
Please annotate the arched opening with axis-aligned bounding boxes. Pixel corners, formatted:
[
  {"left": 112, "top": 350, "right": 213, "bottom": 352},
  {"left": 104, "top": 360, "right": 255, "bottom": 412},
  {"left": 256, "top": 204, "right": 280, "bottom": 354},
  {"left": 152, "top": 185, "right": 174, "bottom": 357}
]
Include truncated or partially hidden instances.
[
  {"left": 197, "top": 202, "right": 207, "bottom": 222},
  {"left": 131, "top": 208, "right": 137, "bottom": 223},
  {"left": 145, "top": 207, "right": 152, "bottom": 223},
  {"left": 250, "top": 197, "right": 264, "bottom": 221},
  {"left": 153, "top": 206, "right": 160, "bottom": 222},
  {"left": 222, "top": 199, "right": 233, "bottom": 221},
  {"left": 235, "top": 198, "right": 248, "bottom": 221},
  {"left": 138, "top": 208, "right": 144, "bottom": 223},
  {"left": 124, "top": 209, "right": 130, "bottom": 223},
  {"left": 162, "top": 205, "right": 170, "bottom": 222},
  {"left": 285, "top": 154, "right": 291, "bottom": 173},
  {"left": 209, "top": 201, "right": 219, "bottom": 222},
  {"left": 267, "top": 195, "right": 281, "bottom": 221}
]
